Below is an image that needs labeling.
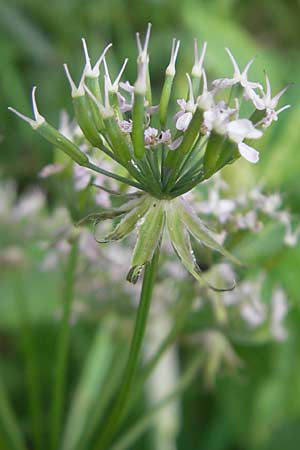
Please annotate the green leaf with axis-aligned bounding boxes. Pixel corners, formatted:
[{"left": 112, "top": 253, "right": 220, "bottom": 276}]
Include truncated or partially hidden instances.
[
  {"left": 61, "top": 318, "right": 116, "bottom": 450},
  {"left": 127, "top": 199, "right": 165, "bottom": 283},
  {"left": 0, "top": 377, "right": 26, "bottom": 450},
  {"left": 178, "top": 198, "right": 241, "bottom": 265},
  {"left": 97, "top": 196, "right": 152, "bottom": 243},
  {"left": 166, "top": 201, "right": 234, "bottom": 292}
]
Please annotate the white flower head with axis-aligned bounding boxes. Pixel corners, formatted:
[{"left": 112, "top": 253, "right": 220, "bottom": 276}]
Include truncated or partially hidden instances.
[
  {"left": 227, "top": 118, "right": 262, "bottom": 163},
  {"left": 73, "top": 165, "right": 91, "bottom": 191},
  {"left": 158, "top": 129, "right": 172, "bottom": 144},
  {"left": 144, "top": 126, "right": 158, "bottom": 145},
  {"left": 260, "top": 105, "right": 291, "bottom": 128},
  {"left": 252, "top": 72, "right": 290, "bottom": 111},
  {"left": 213, "top": 48, "right": 261, "bottom": 96},
  {"left": 38, "top": 163, "right": 64, "bottom": 178},
  {"left": 227, "top": 118, "right": 262, "bottom": 143},
  {"left": 118, "top": 119, "right": 132, "bottom": 133}
]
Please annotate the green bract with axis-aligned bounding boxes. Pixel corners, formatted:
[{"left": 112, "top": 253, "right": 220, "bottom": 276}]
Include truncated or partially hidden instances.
[{"left": 89, "top": 193, "right": 238, "bottom": 288}]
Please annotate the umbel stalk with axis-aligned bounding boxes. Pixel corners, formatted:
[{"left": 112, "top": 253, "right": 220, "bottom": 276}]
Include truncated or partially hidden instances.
[{"left": 93, "top": 246, "right": 160, "bottom": 450}]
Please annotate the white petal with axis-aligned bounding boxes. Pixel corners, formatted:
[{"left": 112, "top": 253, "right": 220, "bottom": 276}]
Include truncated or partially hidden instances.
[
  {"left": 238, "top": 142, "right": 260, "bottom": 163},
  {"left": 176, "top": 111, "right": 193, "bottom": 131},
  {"left": 169, "top": 136, "right": 183, "bottom": 150},
  {"left": 177, "top": 98, "right": 187, "bottom": 110},
  {"left": 212, "top": 77, "right": 235, "bottom": 89},
  {"left": 227, "top": 119, "right": 262, "bottom": 143},
  {"left": 203, "top": 109, "right": 216, "bottom": 131}
]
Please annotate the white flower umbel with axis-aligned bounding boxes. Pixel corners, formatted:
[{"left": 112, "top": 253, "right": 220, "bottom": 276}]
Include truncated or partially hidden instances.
[
  {"left": 227, "top": 119, "right": 262, "bottom": 163},
  {"left": 8, "top": 86, "right": 45, "bottom": 129},
  {"left": 10, "top": 25, "right": 291, "bottom": 199}
]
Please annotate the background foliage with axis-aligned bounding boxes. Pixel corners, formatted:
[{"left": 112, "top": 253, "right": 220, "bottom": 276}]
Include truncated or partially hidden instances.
[{"left": 1, "top": 1, "right": 300, "bottom": 449}]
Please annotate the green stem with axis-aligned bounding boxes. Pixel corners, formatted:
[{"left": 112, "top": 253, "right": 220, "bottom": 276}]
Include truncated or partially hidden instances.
[
  {"left": 121, "top": 288, "right": 195, "bottom": 419},
  {"left": 51, "top": 239, "right": 79, "bottom": 450},
  {"left": 87, "top": 162, "right": 144, "bottom": 190},
  {"left": 109, "top": 353, "right": 203, "bottom": 450},
  {"left": 93, "top": 247, "right": 160, "bottom": 450},
  {"left": 170, "top": 170, "right": 205, "bottom": 198}
]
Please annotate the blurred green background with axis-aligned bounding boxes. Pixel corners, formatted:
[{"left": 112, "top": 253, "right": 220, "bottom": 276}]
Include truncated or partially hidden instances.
[{"left": 1, "top": 1, "right": 300, "bottom": 450}]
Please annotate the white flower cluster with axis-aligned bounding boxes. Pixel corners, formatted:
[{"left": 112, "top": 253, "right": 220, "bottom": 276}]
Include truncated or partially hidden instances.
[
  {"left": 218, "top": 265, "right": 289, "bottom": 341},
  {"left": 192, "top": 174, "right": 300, "bottom": 247},
  {"left": 174, "top": 45, "right": 290, "bottom": 163},
  {"left": 109, "top": 39, "right": 290, "bottom": 164}
]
